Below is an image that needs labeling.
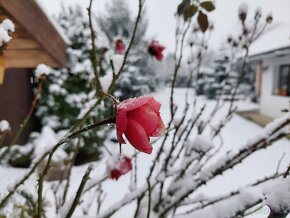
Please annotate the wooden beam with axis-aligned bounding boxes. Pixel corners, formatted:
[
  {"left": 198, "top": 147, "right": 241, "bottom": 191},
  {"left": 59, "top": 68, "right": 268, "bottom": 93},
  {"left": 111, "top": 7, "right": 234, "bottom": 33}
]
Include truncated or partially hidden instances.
[
  {"left": 10, "top": 28, "right": 30, "bottom": 39},
  {"left": 0, "top": 59, "right": 4, "bottom": 84},
  {"left": 255, "top": 61, "right": 263, "bottom": 100},
  {"left": 0, "top": 0, "right": 67, "bottom": 67},
  {"left": 2, "top": 49, "right": 59, "bottom": 68},
  {"left": 6, "top": 39, "right": 39, "bottom": 50}
]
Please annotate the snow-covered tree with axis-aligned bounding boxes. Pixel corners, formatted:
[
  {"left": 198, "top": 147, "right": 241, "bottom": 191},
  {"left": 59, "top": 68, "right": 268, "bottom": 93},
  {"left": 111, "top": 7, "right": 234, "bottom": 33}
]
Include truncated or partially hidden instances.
[
  {"left": 97, "top": 0, "right": 159, "bottom": 100},
  {"left": 1, "top": 1, "right": 289, "bottom": 218},
  {"left": 36, "top": 6, "right": 107, "bottom": 163},
  {"left": 198, "top": 45, "right": 255, "bottom": 100}
]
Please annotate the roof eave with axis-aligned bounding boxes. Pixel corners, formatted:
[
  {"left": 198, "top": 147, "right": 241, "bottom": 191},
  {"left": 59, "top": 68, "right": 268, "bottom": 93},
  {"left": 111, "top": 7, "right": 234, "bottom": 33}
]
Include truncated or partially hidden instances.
[{"left": 0, "top": 0, "right": 67, "bottom": 68}]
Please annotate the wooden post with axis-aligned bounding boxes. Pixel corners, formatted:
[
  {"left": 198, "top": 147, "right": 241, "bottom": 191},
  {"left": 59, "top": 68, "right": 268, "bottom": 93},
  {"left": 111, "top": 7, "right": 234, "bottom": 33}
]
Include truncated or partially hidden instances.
[
  {"left": 255, "top": 60, "right": 262, "bottom": 101},
  {"left": 0, "top": 59, "right": 5, "bottom": 85}
]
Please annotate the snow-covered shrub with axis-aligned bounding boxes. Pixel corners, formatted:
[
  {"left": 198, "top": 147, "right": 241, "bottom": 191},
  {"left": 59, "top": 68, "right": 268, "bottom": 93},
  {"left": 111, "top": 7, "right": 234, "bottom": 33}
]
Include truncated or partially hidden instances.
[{"left": 0, "top": 1, "right": 289, "bottom": 218}]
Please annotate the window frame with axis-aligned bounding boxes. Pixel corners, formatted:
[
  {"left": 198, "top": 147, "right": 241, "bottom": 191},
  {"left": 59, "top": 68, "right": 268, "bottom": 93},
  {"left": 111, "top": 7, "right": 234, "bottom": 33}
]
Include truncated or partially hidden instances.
[{"left": 276, "top": 65, "right": 290, "bottom": 97}]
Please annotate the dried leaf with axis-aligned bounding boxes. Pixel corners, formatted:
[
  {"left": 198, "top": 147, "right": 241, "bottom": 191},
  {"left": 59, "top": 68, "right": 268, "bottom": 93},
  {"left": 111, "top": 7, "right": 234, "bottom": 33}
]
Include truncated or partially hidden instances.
[
  {"left": 183, "top": 5, "right": 198, "bottom": 21},
  {"left": 200, "top": 1, "right": 215, "bottom": 12},
  {"left": 197, "top": 10, "right": 209, "bottom": 33},
  {"left": 177, "top": 0, "right": 190, "bottom": 15}
]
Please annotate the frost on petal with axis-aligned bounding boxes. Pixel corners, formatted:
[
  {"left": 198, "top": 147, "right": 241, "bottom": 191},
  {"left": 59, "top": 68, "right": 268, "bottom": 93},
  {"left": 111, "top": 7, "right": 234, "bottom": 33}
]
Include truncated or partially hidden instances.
[
  {"left": 118, "top": 96, "right": 154, "bottom": 112},
  {"left": 125, "top": 119, "right": 153, "bottom": 154}
]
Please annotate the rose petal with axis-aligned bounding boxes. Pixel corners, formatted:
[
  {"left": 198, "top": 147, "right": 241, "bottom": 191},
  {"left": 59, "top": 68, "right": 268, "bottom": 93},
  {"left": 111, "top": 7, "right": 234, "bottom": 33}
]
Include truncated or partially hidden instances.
[
  {"left": 110, "top": 169, "right": 122, "bottom": 180},
  {"left": 155, "top": 53, "right": 164, "bottom": 61},
  {"left": 116, "top": 110, "right": 127, "bottom": 143},
  {"left": 127, "top": 104, "right": 159, "bottom": 136},
  {"left": 119, "top": 156, "right": 132, "bottom": 174},
  {"left": 151, "top": 116, "right": 166, "bottom": 137},
  {"left": 115, "top": 39, "right": 125, "bottom": 54},
  {"left": 125, "top": 119, "right": 153, "bottom": 154},
  {"left": 108, "top": 155, "right": 132, "bottom": 180},
  {"left": 117, "top": 96, "right": 155, "bottom": 113},
  {"left": 116, "top": 96, "right": 155, "bottom": 143},
  {"left": 148, "top": 41, "right": 165, "bottom": 61},
  {"left": 147, "top": 98, "right": 161, "bottom": 112}
]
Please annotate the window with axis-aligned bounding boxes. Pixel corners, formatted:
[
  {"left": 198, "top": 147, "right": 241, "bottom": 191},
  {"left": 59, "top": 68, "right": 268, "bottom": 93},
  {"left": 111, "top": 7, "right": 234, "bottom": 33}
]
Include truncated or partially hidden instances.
[{"left": 277, "top": 65, "right": 290, "bottom": 96}]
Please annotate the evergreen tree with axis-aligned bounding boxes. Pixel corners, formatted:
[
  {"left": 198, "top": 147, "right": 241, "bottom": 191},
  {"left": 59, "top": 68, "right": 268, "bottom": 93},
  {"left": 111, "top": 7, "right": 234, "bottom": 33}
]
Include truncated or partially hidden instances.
[
  {"left": 197, "top": 51, "right": 253, "bottom": 100},
  {"left": 36, "top": 6, "right": 107, "bottom": 164},
  {"left": 97, "top": 0, "right": 158, "bottom": 100}
]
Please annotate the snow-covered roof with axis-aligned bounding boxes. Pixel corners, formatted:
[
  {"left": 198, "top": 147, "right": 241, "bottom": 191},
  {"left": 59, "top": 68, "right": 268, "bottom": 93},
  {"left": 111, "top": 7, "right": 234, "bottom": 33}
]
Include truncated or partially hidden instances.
[
  {"left": 249, "top": 21, "right": 290, "bottom": 57},
  {"left": 0, "top": 0, "right": 68, "bottom": 68},
  {"left": 35, "top": 0, "right": 70, "bottom": 44},
  {"left": 250, "top": 45, "right": 290, "bottom": 61}
]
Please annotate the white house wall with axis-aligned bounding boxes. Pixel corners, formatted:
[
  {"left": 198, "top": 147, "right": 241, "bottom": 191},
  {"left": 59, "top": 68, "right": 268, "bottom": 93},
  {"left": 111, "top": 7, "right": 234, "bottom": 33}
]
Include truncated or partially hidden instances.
[{"left": 260, "top": 55, "right": 290, "bottom": 118}]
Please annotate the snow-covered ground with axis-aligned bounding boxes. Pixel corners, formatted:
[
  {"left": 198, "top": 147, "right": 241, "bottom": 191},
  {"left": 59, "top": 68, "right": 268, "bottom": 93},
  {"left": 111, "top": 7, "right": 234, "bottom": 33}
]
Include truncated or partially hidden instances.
[{"left": 0, "top": 88, "right": 289, "bottom": 217}]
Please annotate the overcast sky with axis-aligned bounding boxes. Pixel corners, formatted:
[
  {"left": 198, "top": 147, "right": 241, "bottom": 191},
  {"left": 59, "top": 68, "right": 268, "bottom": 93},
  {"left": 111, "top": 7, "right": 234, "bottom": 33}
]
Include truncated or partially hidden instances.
[{"left": 39, "top": 0, "right": 290, "bottom": 55}]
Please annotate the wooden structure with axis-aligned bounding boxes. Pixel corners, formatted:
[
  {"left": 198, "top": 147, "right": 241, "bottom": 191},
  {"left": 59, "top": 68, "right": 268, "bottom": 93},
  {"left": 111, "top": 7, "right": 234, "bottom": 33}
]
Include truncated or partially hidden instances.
[{"left": 0, "top": 0, "right": 67, "bottom": 144}]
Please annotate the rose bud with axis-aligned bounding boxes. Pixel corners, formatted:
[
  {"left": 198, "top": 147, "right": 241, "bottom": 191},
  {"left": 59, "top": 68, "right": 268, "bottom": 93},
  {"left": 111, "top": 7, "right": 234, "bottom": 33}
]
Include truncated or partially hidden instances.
[
  {"left": 254, "top": 7, "right": 262, "bottom": 21},
  {"left": 116, "top": 96, "right": 166, "bottom": 154},
  {"left": 148, "top": 40, "right": 165, "bottom": 61},
  {"left": 107, "top": 155, "right": 132, "bottom": 180},
  {"left": 266, "top": 14, "right": 273, "bottom": 23},
  {"left": 115, "top": 38, "right": 125, "bottom": 54},
  {"left": 238, "top": 3, "right": 248, "bottom": 23}
]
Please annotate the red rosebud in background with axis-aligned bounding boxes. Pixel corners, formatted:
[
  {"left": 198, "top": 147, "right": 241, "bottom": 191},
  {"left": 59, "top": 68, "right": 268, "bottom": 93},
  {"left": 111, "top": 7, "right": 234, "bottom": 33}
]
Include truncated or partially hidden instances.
[
  {"left": 116, "top": 96, "right": 166, "bottom": 154},
  {"left": 108, "top": 155, "right": 132, "bottom": 180},
  {"left": 115, "top": 39, "right": 125, "bottom": 54},
  {"left": 148, "top": 40, "right": 165, "bottom": 61}
]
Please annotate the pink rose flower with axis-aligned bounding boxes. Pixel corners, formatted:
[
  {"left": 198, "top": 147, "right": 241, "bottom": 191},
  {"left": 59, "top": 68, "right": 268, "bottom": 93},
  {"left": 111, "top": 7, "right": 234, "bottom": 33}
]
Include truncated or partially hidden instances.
[
  {"left": 148, "top": 40, "right": 165, "bottom": 61},
  {"left": 116, "top": 96, "right": 166, "bottom": 154},
  {"left": 115, "top": 39, "right": 125, "bottom": 54},
  {"left": 108, "top": 155, "right": 132, "bottom": 180}
]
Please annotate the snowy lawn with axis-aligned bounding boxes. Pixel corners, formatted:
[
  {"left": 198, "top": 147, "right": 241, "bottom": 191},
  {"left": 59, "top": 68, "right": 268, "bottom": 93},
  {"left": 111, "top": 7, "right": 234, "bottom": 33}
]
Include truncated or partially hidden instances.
[{"left": 0, "top": 88, "right": 289, "bottom": 217}]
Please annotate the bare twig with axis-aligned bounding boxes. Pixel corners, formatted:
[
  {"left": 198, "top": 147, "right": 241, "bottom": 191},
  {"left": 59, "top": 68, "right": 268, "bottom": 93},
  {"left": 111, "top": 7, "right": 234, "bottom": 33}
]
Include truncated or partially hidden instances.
[
  {"left": 65, "top": 165, "right": 93, "bottom": 218},
  {"left": 87, "top": 0, "right": 101, "bottom": 96},
  {"left": 147, "top": 179, "right": 152, "bottom": 218},
  {"left": 107, "top": 0, "right": 144, "bottom": 94}
]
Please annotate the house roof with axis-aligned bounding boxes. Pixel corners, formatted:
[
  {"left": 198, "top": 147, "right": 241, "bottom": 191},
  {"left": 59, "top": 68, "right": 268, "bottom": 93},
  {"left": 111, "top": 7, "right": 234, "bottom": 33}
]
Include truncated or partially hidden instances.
[
  {"left": 35, "top": 0, "right": 70, "bottom": 45},
  {"left": 249, "top": 20, "right": 290, "bottom": 58},
  {"left": 0, "top": 0, "right": 67, "bottom": 68},
  {"left": 249, "top": 45, "right": 290, "bottom": 61}
]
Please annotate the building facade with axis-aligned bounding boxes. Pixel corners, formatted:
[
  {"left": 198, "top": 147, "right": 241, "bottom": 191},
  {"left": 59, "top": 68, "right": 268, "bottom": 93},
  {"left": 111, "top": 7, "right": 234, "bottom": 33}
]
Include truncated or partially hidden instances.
[
  {"left": 0, "top": 0, "right": 67, "bottom": 144},
  {"left": 252, "top": 46, "right": 290, "bottom": 118}
]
